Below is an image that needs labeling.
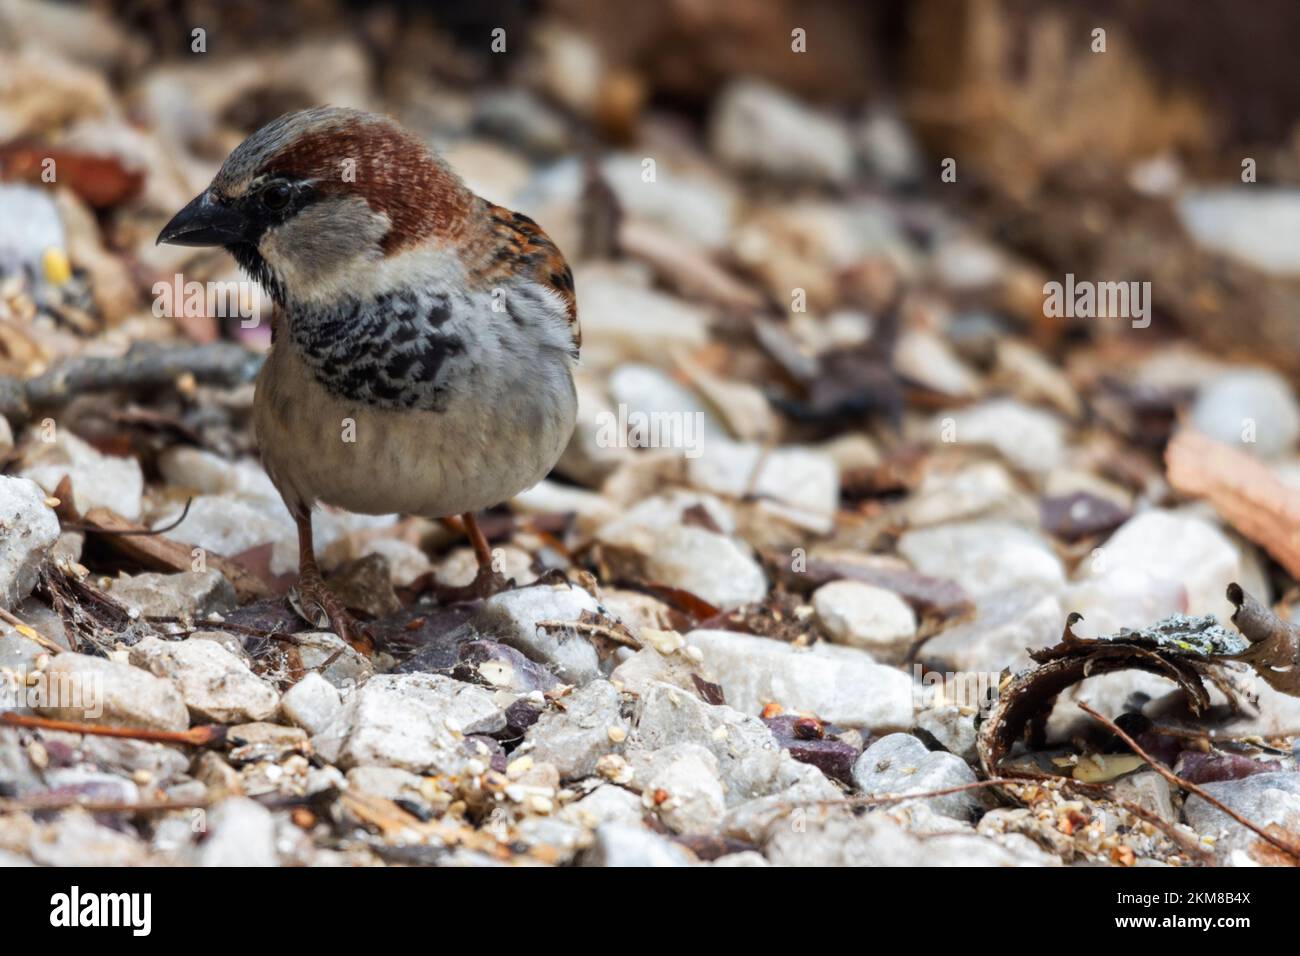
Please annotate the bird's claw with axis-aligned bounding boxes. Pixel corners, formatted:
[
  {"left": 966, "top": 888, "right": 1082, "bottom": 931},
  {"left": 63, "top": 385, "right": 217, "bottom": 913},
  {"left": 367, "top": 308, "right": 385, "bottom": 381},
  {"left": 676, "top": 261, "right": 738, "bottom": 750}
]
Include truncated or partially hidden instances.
[
  {"left": 433, "top": 566, "right": 516, "bottom": 604},
  {"left": 293, "top": 576, "right": 375, "bottom": 656}
]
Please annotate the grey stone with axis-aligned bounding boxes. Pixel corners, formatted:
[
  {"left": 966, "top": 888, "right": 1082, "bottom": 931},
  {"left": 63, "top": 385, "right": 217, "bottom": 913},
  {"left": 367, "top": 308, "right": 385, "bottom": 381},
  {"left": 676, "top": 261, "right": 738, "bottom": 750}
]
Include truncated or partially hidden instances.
[
  {"left": 812, "top": 580, "right": 916, "bottom": 660},
  {"left": 920, "top": 586, "right": 1062, "bottom": 674},
  {"left": 0, "top": 476, "right": 60, "bottom": 611},
  {"left": 36, "top": 652, "right": 189, "bottom": 732},
  {"left": 280, "top": 672, "right": 342, "bottom": 736},
  {"left": 525, "top": 680, "right": 628, "bottom": 779},
  {"left": 634, "top": 681, "right": 784, "bottom": 805},
  {"left": 915, "top": 705, "right": 979, "bottom": 763},
  {"left": 581, "top": 823, "right": 694, "bottom": 867},
  {"left": 898, "top": 521, "right": 1065, "bottom": 599},
  {"left": 471, "top": 584, "right": 603, "bottom": 685},
  {"left": 19, "top": 428, "right": 144, "bottom": 521},
  {"left": 686, "top": 629, "right": 914, "bottom": 730},
  {"left": 557, "top": 784, "right": 645, "bottom": 830},
  {"left": 1184, "top": 771, "right": 1300, "bottom": 864},
  {"left": 852, "top": 733, "right": 984, "bottom": 821},
  {"left": 1191, "top": 370, "right": 1300, "bottom": 459},
  {"left": 1112, "top": 771, "right": 1176, "bottom": 824},
  {"left": 710, "top": 78, "right": 854, "bottom": 185},
  {"left": 610, "top": 644, "right": 706, "bottom": 698},
  {"left": 197, "top": 797, "right": 277, "bottom": 867},
  {"left": 293, "top": 631, "right": 373, "bottom": 690},
  {"left": 765, "top": 807, "right": 1058, "bottom": 867},
  {"left": 630, "top": 743, "right": 726, "bottom": 835},
  {"left": 129, "top": 635, "right": 279, "bottom": 724},
  {"left": 311, "top": 673, "right": 505, "bottom": 774},
  {"left": 106, "top": 570, "right": 236, "bottom": 623},
  {"left": 930, "top": 399, "right": 1066, "bottom": 474},
  {"left": 27, "top": 809, "right": 149, "bottom": 866}
]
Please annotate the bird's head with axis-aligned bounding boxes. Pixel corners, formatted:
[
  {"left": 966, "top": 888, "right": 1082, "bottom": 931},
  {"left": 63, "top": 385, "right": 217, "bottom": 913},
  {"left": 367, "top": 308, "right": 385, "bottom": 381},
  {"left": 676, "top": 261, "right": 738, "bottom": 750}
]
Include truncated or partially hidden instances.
[{"left": 157, "top": 106, "right": 473, "bottom": 307}]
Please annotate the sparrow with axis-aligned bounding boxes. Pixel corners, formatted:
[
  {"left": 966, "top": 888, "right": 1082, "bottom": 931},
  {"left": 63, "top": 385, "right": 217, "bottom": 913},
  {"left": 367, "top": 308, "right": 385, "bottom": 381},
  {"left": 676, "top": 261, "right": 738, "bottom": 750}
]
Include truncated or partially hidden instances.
[{"left": 158, "top": 107, "right": 580, "bottom": 652}]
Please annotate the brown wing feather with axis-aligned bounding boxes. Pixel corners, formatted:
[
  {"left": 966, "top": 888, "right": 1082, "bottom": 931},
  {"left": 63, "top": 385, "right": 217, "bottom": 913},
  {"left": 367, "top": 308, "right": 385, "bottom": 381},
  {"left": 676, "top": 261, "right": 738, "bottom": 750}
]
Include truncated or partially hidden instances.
[{"left": 468, "top": 200, "right": 580, "bottom": 350}]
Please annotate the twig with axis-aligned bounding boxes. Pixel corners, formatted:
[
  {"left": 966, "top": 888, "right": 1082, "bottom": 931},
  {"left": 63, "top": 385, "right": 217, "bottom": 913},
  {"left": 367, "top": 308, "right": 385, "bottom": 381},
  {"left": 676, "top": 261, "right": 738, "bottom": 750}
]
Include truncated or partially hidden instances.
[
  {"left": 0, "top": 795, "right": 209, "bottom": 814},
  {"left": 0, "top": 342, "right": 263, "bottom": 424},
  {"left": 792, "top": 777, "right": 1034, "bottom": 810},
  {"left": 537, "top": 618, "right": 642, "bottom": 650},
  {"left": 1079, "top": 701, "right": 1300, "bottom": 862},
  {"left": 62, "top": 497, "right": 193, "bottom": 536},
  {"left": 0, "top": 712, "right": 226, "bottom": 747},
  {"left": 0, "top": 606, "right": 64, "bottom": 655}
]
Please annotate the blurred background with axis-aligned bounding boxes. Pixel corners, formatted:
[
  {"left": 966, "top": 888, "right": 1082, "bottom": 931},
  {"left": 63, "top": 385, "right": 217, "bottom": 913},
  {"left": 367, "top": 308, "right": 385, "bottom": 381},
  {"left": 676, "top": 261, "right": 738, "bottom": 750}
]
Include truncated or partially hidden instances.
[
  {"left": 4, "top": 0, "right": 1300, "bottom": 869},
  {"left": 1, "top": 0, "right": 1299, "bottom": 609}
]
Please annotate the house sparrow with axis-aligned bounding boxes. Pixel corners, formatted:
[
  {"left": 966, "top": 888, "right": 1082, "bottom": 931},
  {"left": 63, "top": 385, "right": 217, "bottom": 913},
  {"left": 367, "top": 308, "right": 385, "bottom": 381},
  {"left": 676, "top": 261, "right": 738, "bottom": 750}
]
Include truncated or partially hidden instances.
[{"left": 158, "top": 107, "right": 579, "bottom": 652}]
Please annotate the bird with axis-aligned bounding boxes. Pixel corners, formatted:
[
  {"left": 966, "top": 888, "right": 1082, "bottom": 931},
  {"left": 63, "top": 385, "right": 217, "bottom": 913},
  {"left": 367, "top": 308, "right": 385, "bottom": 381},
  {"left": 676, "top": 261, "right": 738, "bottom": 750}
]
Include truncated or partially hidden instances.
[{"left": 157, "top": 106, "right": 580, "bottom": 653}]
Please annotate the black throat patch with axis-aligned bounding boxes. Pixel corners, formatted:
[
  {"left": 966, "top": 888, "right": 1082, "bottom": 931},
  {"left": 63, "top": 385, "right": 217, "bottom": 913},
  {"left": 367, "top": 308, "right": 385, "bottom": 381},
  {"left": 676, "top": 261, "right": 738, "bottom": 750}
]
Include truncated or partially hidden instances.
[{"left": 285, "top": 287, "right": 466, "bottom": 411}]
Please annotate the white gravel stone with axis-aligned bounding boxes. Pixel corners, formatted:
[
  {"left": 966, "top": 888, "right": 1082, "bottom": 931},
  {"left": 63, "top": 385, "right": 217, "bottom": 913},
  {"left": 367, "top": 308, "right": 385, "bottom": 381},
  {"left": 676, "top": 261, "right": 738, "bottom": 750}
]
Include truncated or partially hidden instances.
[
  {"left": 525, "top": 680, "right": 629, "bottom": 779},
  {"left": 293, "top": 631, "right": 373, "bottom": 689},
  {"left": 197, "top": 797, "right": 277, "bottom": 867},
  {"left": 36, "top": 652, "right": 189, "bottom": 732},
  {"left": 898, "top": 520, "right": 1065, "bottom": 599},
  {"left": 598, "top": 522, "right": 766, "bottom": 610},
  {"left": 710, "top": 78, "right": 854, "bottom": 185},
  {"left": 27, "top": 809, "right": 150, "bottom": 866},
  {"left": 581, "top": 822, "right": 695, "bottom": 867},
  {"left": 311, "top": 673, "right": 505, "bottom": 774},
  {"left": 931, "top": 398, "right": 1066, "bottom": 473},
  {"left": 634, "top": 743, "right": 726, "bottom": 834},
  {"left": 915, "top": 705, "right": 979, "bottom": 762},
  {"left": 610, "top": 643, "right": 706, "bottom": 698},
  {"left": 557, "top": 785, "right": 646, "bottom": 830},
  {"left": 852, "top": 733, "right": 984, "bottom": 821},
  {"left": 471, "top": 583, "right": 604, "bottom": 684},
  {"left": 0, "top": 476, "right": 60, "bottom": 611},
  {"left": 1191, "top": 369, "right": 1300, "bottom": 459},
  {"left": 764, "top": 808, "right": 1058, "bottom": 866},
  {"left": 107, "top": 570, "right": 237, "bottom": 621},
  {"left": 573, "top": 265, "right": 710, "bottom": 366},
  {"left": 130, "top": 635, "right": 279, "bottom": 724},
  {"left": 687, "top": 442, "right": 839, "bottom": 534},
  {"left": 19, "top": 427, "right": 144, "bottom": 520},
  {"left": 634, "top": 681, "right": 784, "bottom": 805},
  {"left": 686, "top": 629, "right": 915, "bottom": 730},
  {"left": 157, "top": 446, "right": 280, "bottom": 501},
  {"left": 1080, "top": 509, "right": 1242, "bottom": 622},
  {"left": 813, "top": 580, "right": 916, "bottom": 660},
  {"left": 607, "top": 363, "right": 730, "bottom": 447},
  {"left": 280, "top": 672, "right": 342, "bottom": 736},
  {"left": 920, "top": 586, "right": 1062, "bottom": 673},
  {"left": 1184, "top": 771, "right": 1300, "bottom": 864},
  {"left": 1178, "top": 187, "right": 1300, "bottom": 276}
]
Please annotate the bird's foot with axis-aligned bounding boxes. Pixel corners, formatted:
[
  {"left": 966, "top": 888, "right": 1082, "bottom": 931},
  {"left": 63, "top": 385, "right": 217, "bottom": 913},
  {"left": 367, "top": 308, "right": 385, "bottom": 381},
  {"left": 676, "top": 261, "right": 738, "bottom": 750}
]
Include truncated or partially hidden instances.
[
  {"left": 432, "top": 565, "right": 516, "bottom": 604},
  {"left": 292, "top": 574, "right": 375, "bottom": 656}
]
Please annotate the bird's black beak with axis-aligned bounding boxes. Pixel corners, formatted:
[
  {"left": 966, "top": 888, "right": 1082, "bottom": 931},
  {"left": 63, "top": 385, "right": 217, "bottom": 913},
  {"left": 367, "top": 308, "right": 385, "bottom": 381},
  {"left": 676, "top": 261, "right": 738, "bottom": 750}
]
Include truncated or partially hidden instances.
[{"left": 156, "top": 191, "right": 247, "bottom": 247}]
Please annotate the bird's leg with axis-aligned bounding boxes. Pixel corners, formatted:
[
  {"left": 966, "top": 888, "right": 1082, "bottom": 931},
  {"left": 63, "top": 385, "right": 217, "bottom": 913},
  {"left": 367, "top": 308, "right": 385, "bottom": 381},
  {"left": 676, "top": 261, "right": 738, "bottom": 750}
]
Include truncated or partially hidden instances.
[
  {"left": 432, "top": 511, "right": 515, "bottom": 603},
  {"left": 292, "top": 511, "right": 374, "bottom": 655}
]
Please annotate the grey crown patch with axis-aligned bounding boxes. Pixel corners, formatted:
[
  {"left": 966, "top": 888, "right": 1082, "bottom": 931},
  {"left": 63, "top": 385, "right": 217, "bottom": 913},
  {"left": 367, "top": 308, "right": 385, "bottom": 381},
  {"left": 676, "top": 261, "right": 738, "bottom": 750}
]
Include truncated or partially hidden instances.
[{"left": 288, "top": 288, "right": 466, "bottom": 410}]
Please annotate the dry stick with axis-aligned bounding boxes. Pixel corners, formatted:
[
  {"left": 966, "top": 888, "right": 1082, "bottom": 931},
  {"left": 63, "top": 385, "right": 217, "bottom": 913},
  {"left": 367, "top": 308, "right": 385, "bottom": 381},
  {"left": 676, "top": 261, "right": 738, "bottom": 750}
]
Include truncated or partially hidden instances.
[
  {"left": 0, "top": 606, "right": 64, "bottom": 655},
  {"left": 1079, "top": 702, "right": 1300, "bottom": 862},
  {"left": 0, "top": 711, "right": 225, "bottom": 747},
  {"left": 62, "top": 497, "right": 193, "bottom": 537},
  {"left": 794, "top": 776, "right": 1033, "bottom": 810},
  {"left": 0, "top": 796, "right": 209, "bottom": 815},
  {"left": 537, "top": 618, "right": 642, "bottom": 650}
]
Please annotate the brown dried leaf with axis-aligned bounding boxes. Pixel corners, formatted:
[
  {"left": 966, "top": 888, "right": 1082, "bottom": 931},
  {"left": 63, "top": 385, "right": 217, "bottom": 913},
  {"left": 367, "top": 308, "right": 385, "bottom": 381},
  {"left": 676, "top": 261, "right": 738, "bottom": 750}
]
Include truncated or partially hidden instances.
[{"left": 1167, "top": 429, "right": 1300, "bottom": 580}]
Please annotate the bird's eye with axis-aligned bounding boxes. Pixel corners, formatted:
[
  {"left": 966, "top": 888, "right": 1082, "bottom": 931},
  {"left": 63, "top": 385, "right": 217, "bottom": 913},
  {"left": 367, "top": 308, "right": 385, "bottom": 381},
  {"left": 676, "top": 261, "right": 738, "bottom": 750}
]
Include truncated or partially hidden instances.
[{"left": 261, "top": 181, "right": 292, "bottom": 211}]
